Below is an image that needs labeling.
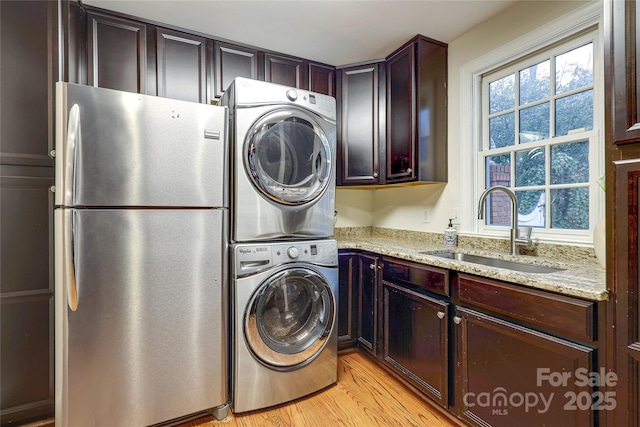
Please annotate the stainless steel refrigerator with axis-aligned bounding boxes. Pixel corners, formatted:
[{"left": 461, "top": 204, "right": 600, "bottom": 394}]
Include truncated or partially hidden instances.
[{"left": 54, "top": 82, "right": 229, "bottom": 426}]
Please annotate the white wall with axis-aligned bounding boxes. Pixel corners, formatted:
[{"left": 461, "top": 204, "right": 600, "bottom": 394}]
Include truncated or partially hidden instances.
[{"left": 335, "top": 0, "right": 593, "bottom": 232}]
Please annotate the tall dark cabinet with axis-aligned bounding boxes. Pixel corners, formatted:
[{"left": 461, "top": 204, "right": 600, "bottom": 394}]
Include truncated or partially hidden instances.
[
  {"left": 1, "top": 1, "right": 58, "bottom": 423},
  {"left": 336, "top": 62, "right": 385, "bottom": 185},
  {"left": 605, "top": 1, "right": 640, "bottom": 426}
]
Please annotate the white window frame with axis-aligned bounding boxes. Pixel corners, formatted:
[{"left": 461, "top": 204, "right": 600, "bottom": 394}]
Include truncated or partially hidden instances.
[{"left": 458, "top": 2, "right": 603, "bottom": 246}]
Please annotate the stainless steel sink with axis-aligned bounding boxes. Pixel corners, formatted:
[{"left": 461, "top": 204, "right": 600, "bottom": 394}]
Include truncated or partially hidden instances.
[{"left": 426, "top": 252, "right": 564, "bottom": 274}]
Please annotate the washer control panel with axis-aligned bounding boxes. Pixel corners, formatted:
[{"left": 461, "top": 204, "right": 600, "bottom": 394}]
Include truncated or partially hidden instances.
[{"left": 233, "top": 239, "right": 338, "bottom": 275}]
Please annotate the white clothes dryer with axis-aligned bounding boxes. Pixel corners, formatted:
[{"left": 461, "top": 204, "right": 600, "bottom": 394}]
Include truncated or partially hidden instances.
[
  {"left": 230, "top": 239, "right": 338, "bottom": 413},
  {"left": 220, "top": 77, "right": 336, "bottom": 242}
]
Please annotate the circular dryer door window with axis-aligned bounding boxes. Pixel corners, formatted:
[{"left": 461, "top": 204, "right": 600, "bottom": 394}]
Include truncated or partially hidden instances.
[
  {"left": 245, "top": 268, "right": 335, "bottom": 369},
  {"left": 245, "top": 107, "right": 332, "bottom": 206}
]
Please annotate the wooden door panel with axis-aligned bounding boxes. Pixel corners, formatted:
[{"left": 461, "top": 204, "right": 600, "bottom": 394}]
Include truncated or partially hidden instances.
[
  {"left": 455, "top": 307, "right": 594, "bottom": 427},
  {"left": 155, "top": 28, "right": 208, "bottom": 103},
  {"left": 213, "top": 42, "right": 259, "bottom": 98},
  {"left": 87, "top": 12, "right": 147, "bottom": 94}
]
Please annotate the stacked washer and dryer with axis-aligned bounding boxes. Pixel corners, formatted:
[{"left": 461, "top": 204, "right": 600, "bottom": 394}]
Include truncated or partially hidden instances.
[{"left": 219, "top": 78, "right": 338, "bottom": 413}]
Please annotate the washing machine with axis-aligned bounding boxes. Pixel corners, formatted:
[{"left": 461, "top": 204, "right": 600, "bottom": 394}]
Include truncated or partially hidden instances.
[
  {"left": 231, "top": 239, "right": 338, "bottom": 413},
  {"left": 220, "top": 77, "right": 336, "bottom": 242}
]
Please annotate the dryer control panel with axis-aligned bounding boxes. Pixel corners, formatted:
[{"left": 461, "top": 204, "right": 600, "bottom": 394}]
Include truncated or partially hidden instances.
[{"left": 233, "top": 239, "right": 338, "bottom": 276}]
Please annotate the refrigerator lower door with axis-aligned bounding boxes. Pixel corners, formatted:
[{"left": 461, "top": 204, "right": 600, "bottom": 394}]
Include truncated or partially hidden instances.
[{"left": 55, "top": 208, "right": 228, "bottom": 427}]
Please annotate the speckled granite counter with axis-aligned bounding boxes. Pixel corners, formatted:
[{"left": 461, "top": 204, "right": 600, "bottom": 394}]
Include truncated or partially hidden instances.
[{"left": 335, "top": 228, "right": 608, "bottom": 302}]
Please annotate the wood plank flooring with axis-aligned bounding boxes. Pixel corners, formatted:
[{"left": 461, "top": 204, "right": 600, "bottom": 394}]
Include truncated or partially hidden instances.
[
  {"left": 179, "top": 349, "right": 459, "bottom": 427},
  {"left": 24, "top": 350, "right": 460, "bottom": 427}
]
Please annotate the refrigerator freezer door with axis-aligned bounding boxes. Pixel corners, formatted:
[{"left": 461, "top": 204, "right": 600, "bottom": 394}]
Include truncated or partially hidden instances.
[
  {"left": 55, "top": 209, "right": 228, "bottom": 427},
  {"left": 55, "top": 82, "right": 228, "bottom": 208}
]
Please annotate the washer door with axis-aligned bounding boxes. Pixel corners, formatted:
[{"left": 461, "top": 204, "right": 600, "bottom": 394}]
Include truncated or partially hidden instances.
[
  {"left": 244, "top": 107, "right": 332, "bottom": 206},
  {"left": 245, "top": 268, "right": 335, "bottom": 369}
]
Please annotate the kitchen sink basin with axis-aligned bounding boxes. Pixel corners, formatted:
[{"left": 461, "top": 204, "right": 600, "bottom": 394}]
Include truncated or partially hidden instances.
[{"left": 426, "top": 252, "right": 565, "bottom": 274}]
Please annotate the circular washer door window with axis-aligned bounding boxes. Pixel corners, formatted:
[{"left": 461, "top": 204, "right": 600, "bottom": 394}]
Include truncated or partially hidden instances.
[
  {"left": 245, "top": 107, "right": 332, "bottom": 206},
  {"left": 245, "top": 268, "right": 335, "bottom": 369}
]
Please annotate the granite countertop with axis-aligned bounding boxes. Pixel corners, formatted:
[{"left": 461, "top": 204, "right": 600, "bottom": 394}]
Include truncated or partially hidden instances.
[{"left": 337, "top": 235, "right": 608, "bottom": 302}]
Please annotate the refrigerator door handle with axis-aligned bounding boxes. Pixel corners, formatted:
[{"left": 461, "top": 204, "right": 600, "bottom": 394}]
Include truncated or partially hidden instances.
[
  {"left": 64, "top": 209, "right": 78, "bottom": 311},
  {"left": 64, "top": 104, "right": 80, "bottom": 204}
]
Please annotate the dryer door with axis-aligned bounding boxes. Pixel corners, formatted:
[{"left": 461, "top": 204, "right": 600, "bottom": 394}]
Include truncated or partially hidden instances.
[
  {"left": 244, "top": 106, "right": 333, "bottom": 206},
  {"left": 245, "top": 267, "right": 335, "bottom": 369}
]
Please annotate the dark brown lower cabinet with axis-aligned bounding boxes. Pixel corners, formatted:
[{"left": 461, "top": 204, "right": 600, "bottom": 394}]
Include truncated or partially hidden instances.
[
  {"left": 357, "top": 253, "right": 379, "bottom": 354},
  {"left": 453, "top": 306, "right": 595, "bottom": 427},
  {"left": 383, "top": 282, "right": 449, "bottom": 406},
  {"left": 338, "top": 251, "right": 359, "bottom": 349},
  {"left": 344, "top": 252, "right": 603, "bottom": 426}
]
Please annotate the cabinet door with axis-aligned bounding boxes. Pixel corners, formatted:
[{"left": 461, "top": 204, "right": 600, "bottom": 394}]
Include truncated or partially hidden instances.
[
  {"left": 613, "top": 159, "right": 640, "bottom": 427},
  {"left": 608, "top": 0, "right": 640, "bottom": 145},
  {"left": 213, "top": 41, "right": 259, "bottom": 98},
  {"left": 309, "top": 63, "right": 335, "bottom": 96},
  {"left": 338, "top": 252, "right": 359, "bottom": 349},
  {"left": 358, "top": 254, "right": 379, "bottom": 353},
  {"left": 0, "top": 0, "right": 57, "bottom": 167},
  {"left": 386, "top": 42, "right": 416, "bottom": 182},
  {"left": 87, "top": 12, "right": 147, "bottom": 94},
  {"left": 0, "top": 168, "right": 55, "bottom": 424},
  {"left": 415, "top": 38, "right": 448, "bottom": 182},
  {"left": 383, "top": 282, "right": 448, "bottom": 406},
  {"left": 155, "top": 28, "right": 208, "bottom": 103},
  {"left": 454, "top": 306, "right": 595, "bottom": 427},
  {"left": 337, "top": 63, "right": 383, "bottom": 185},
  {"left": 264, "top": 53, "right": 305, "bottom": 89}
]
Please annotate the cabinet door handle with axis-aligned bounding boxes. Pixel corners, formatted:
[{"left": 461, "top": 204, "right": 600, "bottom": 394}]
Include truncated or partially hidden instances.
[
  {"left": 453, "top": 316, "right": 462, "bottom": 325},
  {"left": 373, "top": 171, "right": 379, "bottom": 178},
  {"left": 407, "top": 168, "right": 412, "bottom": 173},
  {"left": 370, "top": 263, "right": 376, "bottom": 270},
  {"left": 437, "top": 311, "right": 445, "bottom": 319}
]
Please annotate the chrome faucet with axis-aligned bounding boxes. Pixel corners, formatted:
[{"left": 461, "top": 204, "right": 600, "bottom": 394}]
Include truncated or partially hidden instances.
[{"left": 477, "top": 186, "right": 532, "bottom": 255}]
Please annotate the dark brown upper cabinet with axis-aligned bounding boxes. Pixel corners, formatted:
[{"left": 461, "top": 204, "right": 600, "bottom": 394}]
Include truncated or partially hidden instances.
[
  {"left": 86, "top": 12, "right": 148, "bottom": 94},
  {"left": 386, "top": 43, "right": 416, "bottom": 182},
  {"left": 608, "top": 0, "right": 640, "bottom": 146},
  {"left": 264, "top": 53, "right": 306, "bottom": 89},
  {"left": 337, "top": 35, "right": 447, "bottom": 187},
  {"left": 386, "top": 35, "right": 447, "bottom": 184},
  {"left": 1, "top": 0, "right": 57, "bottom": 166},
  {"left": 213, "top": 41, "right": 260, "bottom": 98},
  {"left": 337, "top": 62, "right": 385, "bottom": 185},
  {"left": 309, "top": 63, "right": 335, "bottom": 97},
  {"left": 155, "top": 27, "right": 208, "bottom": 103}
]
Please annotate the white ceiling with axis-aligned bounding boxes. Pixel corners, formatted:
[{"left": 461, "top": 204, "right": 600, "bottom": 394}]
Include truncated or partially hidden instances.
[{"left": 81, "top": 0, "right": 521, "bottom": 66}]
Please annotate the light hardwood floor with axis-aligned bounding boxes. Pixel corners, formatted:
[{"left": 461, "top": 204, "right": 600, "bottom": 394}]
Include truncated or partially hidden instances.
[
  {"left": 179, "top": 349, "right": 459, "bottom": 427},
  {"left": 25, "top": 350, "right": 459, "bottom": 427}
]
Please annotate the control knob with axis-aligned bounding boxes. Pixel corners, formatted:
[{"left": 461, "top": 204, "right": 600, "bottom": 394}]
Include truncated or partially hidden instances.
[
  {"left": 286, "top": 89, "right": 298, "bottom": 101},
  {"left": 287, "top": 247, "right": 299, "bottom": 259}
]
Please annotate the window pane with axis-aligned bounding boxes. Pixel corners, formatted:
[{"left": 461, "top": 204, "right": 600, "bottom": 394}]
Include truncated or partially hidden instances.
[
  {"left": 484, "top": 154, "right": 511, "bottom": 226},
  {"left": 519, "top": 60, "right": 550, "bottom": 105},
  {"left": 489, "top": 113, "right": 515, "bottom": 149},
  {"left": 555, "top": 89, "right": 593, "bottom": 136},
  {"left": 516, "top": 189, "right": 546, "bottom": 227},
  {"left": 551, "top": 187, "right": 589, "bottom": 230},
  {"left": 551, "top": 140, "right": 589, "bottom": 184},
  {"left": 519, "top": 102, "right": 550, "bottom": 142},
  {"left": 555, "top": 43, "right": 593, "bottom": 94},
  {"left": 515, "top": 147, "right": 545, "bottom": 187},
  {"left": 489, "top": 74, "right": 515, "bottom": 114}
]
